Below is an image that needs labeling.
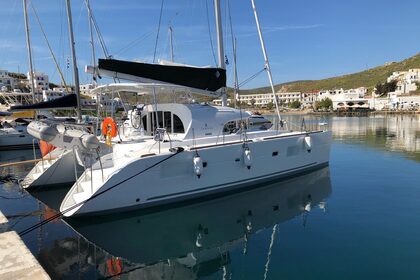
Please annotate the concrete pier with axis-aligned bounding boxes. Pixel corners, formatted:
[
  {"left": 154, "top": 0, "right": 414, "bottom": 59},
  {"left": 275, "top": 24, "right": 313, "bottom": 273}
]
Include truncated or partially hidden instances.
[
  {"left": 0, "top": 211, "right": 8, "bottom": 232},
  {"left": 0, "top": 211, "right": 50, "bottom": 279}
]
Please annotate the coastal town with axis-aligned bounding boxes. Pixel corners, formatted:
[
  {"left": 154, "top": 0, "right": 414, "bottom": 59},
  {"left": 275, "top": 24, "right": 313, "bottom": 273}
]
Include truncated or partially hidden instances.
[{"left": 214, "top": 68, "right": 420, "bottom": 112}]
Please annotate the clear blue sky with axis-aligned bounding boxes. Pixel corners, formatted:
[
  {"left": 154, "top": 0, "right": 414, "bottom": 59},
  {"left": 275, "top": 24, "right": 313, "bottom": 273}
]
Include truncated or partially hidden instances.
[{"left": 1, "top": 0, "right": 420, "bottom": 89}]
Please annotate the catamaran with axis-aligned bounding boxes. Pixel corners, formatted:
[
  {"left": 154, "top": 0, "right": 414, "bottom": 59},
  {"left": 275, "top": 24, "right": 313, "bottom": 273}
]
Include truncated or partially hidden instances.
[
  {"left": 56, "top": 82, "right": 331, "bottom": 216},
  {"left": 25, "top": 0, "right": 332, "bottom": 217}
]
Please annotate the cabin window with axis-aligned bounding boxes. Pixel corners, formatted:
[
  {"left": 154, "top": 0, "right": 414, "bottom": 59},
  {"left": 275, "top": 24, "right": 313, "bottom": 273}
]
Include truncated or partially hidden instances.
[
  {"left": 223, "top": 120, "right": 240, "bottom": 134},
  {"left": 164, "top": 111, "right": 172, "bottom": 133},
  {"left": 173, "top": 114, "right": 184, "bottom": 133},
  {"left": 146, "top": 111, "right": 184, "bottom": 134},
  {"left": 142, "top": 115, "right": 148, "bottom": 131},
  {"left": 157, "top": 111, "right": 164, "bottom": 128}
]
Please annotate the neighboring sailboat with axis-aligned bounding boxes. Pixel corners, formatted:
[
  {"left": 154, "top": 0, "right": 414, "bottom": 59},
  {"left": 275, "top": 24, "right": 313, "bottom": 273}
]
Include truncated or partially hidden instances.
[
  {"left": 19, "top": 0, "right": 87, "bottom": 190},
  {"left": 0, "top": 118, "right": 34, "bottom": 150}
]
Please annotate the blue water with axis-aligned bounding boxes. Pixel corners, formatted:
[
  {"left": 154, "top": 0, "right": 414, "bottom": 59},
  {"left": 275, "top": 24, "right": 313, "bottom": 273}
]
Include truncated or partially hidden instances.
[{"left": 0, "top": 115, "right": 419, "bottom": 279}]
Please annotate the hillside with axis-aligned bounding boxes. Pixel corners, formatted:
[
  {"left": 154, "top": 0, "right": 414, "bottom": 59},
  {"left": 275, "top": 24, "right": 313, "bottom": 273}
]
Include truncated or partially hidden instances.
[{"left": 240, "top": 52, "right": 420, "bottom": 95}]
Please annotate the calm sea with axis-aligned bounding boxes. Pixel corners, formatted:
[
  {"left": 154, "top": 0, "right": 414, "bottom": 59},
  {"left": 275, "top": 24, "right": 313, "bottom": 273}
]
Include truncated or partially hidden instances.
[{"left": 0, "top": 114, "right": 419, "bottom": 279}]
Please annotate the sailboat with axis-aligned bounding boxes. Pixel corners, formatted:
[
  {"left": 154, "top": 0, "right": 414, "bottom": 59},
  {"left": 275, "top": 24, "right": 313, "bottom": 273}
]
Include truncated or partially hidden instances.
[
  {"left": 18, "top": 0, "right": 87, "bottom": 189},
  {"left": 58, "top": 1, "right": 331, "bottom": 217},
  {"left": 27, "top": 0, "right": 332, "bottom": 217}
]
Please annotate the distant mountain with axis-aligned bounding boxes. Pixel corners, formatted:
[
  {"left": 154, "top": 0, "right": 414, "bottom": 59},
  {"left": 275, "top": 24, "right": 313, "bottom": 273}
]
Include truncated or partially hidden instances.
[{"left": 239, "top": 52, "right": 420, "bottom": 95}]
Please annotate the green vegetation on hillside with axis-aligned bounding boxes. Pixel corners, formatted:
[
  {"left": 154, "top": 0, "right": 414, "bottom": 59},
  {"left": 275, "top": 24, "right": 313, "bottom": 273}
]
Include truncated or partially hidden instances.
[{"left": 240, "top": 53, "right": 420, "bottom": 95}]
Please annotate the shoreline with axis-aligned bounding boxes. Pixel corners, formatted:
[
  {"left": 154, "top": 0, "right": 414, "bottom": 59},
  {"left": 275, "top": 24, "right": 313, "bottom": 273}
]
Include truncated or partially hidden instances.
[{"left": 251, "top": 109, "right": 420, "bottom": 116}]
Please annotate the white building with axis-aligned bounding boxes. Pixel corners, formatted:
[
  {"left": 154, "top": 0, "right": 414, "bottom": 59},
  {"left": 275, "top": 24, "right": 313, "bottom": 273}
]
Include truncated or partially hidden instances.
[
  {"left": 369, "top": 94, "right": 420, "bottom": 111},
  {"left": 237, "top": 93, "right": 275, "bottom": 107},
  {"left": 80, "top": 83, "right": 95, "bottom": 96},
  {"left": 277, "top": 92, "right": 302, "bottom": 105},
  {"left": 317, "top": 87, "right": 369, "bottom": 111},
  {"left": 0, "top": 70, "right": 17, "bottom": 91},
  {"left": 28, "top": 71, "right": 49, "bottom": 93},
  {"left": 388, "top": 95, "right": 420, "bottom": 110},
  {"left": 386, "top": 69, "right": 419, "bottom": 95},
  {"left": 213, "top": 92, "right": 302, "bottom": 107},
  {"left": 301, "top": 92, "right": 318, "bottom": 108},
  {"left": 42, "top": 89, "right": 66, "bottom": 102}
]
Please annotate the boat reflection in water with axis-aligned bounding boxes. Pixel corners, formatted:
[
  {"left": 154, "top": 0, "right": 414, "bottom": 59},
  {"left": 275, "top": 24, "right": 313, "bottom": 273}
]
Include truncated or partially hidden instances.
[{"left": 48, "top": 167, "right": 332, "bottom": 278}]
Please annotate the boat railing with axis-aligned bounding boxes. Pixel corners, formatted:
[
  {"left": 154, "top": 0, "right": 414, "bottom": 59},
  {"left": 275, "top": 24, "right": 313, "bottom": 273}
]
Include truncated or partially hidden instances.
[
  {"left": 31, "top": 139, "right": 45, "bottom": 172},
  {"left": 215, "top": 127, "right": 226, "bottom": 145},
  {"left": 72, "top": 146, "right": 81, "bottom": 192}
]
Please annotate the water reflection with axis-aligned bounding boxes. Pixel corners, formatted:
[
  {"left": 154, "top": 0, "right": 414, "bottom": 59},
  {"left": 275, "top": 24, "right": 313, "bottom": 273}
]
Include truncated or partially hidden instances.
[
  {"left": 282, "top": 114, "right": 420, "bottom": 161},
  {"left": 330, "top": 115, "right": 420, "bottom": 161},
  {"left": 38, "top": 168, "right": 331, "bottom": 279}
]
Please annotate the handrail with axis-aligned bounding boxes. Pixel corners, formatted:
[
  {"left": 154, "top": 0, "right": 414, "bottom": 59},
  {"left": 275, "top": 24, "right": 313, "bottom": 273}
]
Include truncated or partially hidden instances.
[
  {"left": 96, "top": 148, "right": 104, "bottom": 182},
  {"left": 72, "top": 146, "right": 80, "bottom": 191},
  {"left": 32, "top": 139, "right": 38, "bottom": 172}
]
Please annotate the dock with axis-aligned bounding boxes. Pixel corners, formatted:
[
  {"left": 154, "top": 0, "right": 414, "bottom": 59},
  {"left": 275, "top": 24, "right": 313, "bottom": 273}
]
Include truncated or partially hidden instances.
[
  {"left": 0, "top": 211, "right": 50, "bottom": 280},
  {"left": 0, "top": 211, "right": 7, "bottom": 232}
]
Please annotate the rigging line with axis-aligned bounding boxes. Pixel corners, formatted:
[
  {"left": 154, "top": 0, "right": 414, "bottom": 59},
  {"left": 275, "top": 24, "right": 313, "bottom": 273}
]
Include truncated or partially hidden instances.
[
  {"left": 114, "top": 31, "right": 153, "bottom": 57},
  {"left": 153, "top": 0, "right": 165, "bottom": 63},
  {"left": 29, "top": 0, "right": 69, "bottom": 91},
  {"left": 90, "top": 10, "right": 119, "bottom": 83},
  {"left": 205, "top": 0, "right": 217, "bottom": 66},
  {"left": 85, "top": 0, "right": 96, "bottom": 84},
  {"left": 18, "top": 147, "right": 185, "bottom": 237},
  {"left": 238, "top": 68, "right": 266, "bottom": 88},
  {"left": 91, "top": 13, "right": 110, "bottom": 58}
]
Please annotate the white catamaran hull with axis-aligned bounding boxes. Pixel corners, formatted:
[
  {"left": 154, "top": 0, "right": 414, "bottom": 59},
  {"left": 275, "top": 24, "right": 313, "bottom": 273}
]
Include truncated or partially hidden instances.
[
  {"left": 61, "top": 131, "right": 331, "bottom": 216},
  {"left": 21, "top": 149, "right": 84, "bottom": 190}
]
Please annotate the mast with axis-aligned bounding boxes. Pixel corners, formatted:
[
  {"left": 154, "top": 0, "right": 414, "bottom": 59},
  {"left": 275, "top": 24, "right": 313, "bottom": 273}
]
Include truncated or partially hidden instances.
[
  {"left": 233, "top": 38, "right": 239, "bottom": 108},
  {"left": 214, "top": 0, "right": 227, "bottom": 106},
  {"left": 23, "top": 0, "right": 36, "bottom": 103},
  {"left": 66, "top": 0, "right": 82, "bottom": 122},
  {"left": 227, "top": 0, "right": 238, "bottom": 108},
  {"left": 251, "top": 0, "right": 282, "bottom": 123},
  {"left": 85, "top": 0, "right": 96, "bottom": 84},
  {"left": 169, "top": 26, "right": 174, "bottom": 62}
]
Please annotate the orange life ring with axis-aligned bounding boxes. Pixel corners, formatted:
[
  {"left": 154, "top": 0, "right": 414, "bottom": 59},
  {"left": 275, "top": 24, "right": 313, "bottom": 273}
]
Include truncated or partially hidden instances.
[
  {"left": 106, "top": 257, "right": 122, "bottom": 276},
  {"left": 102, "top": 117, "right": 117, "bottom": 138}
]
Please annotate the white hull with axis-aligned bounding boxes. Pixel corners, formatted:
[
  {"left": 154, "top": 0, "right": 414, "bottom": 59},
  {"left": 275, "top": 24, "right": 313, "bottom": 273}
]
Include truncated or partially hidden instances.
[
  {"left": 0, "top": 125, "right": 35, "bottom": 150},
  {"left": 21, "top": 148, "right": 84, "bottom": 190},
  {"left": 61, "top": 130, "right": 332, "bottom": 216}
]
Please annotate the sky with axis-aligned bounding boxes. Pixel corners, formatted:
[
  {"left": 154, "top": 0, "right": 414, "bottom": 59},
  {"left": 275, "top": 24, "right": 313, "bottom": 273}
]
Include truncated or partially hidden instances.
[{"left": 0, "top": 0, "right": 420, "bottom": 89}]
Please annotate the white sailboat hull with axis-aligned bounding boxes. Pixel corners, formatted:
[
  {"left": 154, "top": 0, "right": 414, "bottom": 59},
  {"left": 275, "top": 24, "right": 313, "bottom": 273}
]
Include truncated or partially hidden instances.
[
  {"left": 61, "top": 131, "right": 332, "bottom": 216},
  {"left": 21, "top": 149, "right": 84, "bottom": 190},
  {"left": 0, "top": 126, "right": 35, "bottom": 150}
]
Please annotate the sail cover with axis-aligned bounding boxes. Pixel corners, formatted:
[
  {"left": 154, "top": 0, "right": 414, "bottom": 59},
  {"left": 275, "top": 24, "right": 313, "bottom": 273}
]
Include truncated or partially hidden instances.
[
  {"left": 98, "top": 59, "right": 226, "bottom": 92},
  {"left": 10, "top": 94, "right": 77, "bottom": 111}
]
